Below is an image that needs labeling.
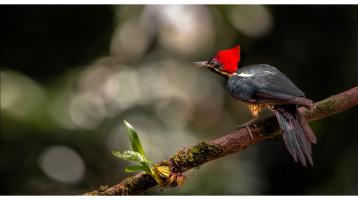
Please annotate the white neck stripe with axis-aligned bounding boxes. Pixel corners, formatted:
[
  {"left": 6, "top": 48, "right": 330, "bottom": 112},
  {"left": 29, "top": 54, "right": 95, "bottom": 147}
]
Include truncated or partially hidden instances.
[{"left": 233, "top": 72, "right": 254, "bottom": 77}]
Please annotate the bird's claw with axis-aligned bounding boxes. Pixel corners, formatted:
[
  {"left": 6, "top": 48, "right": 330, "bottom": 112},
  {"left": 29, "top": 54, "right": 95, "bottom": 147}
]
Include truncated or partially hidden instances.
[
  {"left": 236, "top": 124, "right": 254, "bottom": 140},
  {"left": 236, "top": 118, "right": 260, "bottom": 141},
  {"left": 246, "top": 125, "right": 254, "bottom": 140}
]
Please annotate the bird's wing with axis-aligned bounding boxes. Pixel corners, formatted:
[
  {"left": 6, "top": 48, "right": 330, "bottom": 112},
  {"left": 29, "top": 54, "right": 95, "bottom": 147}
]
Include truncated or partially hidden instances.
[{"left": 227, "top": 64, "right": 308, "bottom": 105}]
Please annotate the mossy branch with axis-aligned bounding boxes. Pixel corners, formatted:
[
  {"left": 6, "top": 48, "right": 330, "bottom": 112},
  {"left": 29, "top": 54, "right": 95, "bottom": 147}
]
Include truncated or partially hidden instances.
[{"left": 85, "top": 86, "right": 358, "bottom": 195}]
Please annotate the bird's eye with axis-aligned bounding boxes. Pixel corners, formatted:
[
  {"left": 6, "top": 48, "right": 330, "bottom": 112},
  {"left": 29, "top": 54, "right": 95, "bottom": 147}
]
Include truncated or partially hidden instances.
[{"left": 209, "top": 58, "right": 222, "bottom": 69}]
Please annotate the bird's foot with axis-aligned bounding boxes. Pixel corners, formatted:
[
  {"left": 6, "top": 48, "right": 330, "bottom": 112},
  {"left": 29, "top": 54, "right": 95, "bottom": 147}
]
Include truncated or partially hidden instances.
[
  {"left": 236, "top": 117, "right": 258, "bottom": 129},
  {"left": 246, "top": 125, "right": 254, "bottom": 140},
  {"left": 236, "top": 119, "right": 258, "bottom": 140}
]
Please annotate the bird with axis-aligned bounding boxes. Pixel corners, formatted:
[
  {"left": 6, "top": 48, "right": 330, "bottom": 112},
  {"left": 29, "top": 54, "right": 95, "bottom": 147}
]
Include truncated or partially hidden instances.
[{"left": 191, "top": 45, "right": 317, "bottom": 167}]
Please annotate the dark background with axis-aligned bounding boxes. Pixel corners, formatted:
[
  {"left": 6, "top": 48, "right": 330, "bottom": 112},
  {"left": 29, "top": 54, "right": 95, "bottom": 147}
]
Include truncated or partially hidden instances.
[{"left": 0, "top": 5, "right": 357, "bottom": 195}]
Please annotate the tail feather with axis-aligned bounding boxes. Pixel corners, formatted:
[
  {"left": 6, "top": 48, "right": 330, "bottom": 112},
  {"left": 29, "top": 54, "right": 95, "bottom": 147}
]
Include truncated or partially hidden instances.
[
  {"left": 292, "top": 118, "right": 312, "bottom": 165},
  {"left": 297, "top": 111, "right": 317, "bottom": 144},
  {"left": 274, "top": 105, "right": 316, "bottom": 167},
  {"left": 275, "top": 111, "right": 297, "bottom": 162}
]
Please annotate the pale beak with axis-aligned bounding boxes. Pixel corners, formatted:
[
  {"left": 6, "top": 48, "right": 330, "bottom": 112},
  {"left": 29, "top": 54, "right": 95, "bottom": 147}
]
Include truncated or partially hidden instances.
[
  {"left": 191, "top": 60, "right": 211, "bottom": 68},
  {"left": 191, "top": 60, "right": 231, "bottom": 78}
]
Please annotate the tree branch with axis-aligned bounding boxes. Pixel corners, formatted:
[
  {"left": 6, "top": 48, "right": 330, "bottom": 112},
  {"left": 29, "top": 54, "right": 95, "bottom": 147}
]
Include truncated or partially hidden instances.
[{"left": 85, "top": 86, "right": 358, "bottom": 195}]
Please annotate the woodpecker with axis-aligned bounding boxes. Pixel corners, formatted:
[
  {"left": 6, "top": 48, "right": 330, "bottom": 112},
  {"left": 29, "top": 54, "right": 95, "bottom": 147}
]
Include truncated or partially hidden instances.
[{"left": 191, "top": 45, "right": 317, "bottom": 167}]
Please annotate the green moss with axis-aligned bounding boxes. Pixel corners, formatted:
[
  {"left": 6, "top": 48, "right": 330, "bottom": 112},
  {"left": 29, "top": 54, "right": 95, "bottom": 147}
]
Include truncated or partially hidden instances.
[
  {"left": 98, "top": 185, "right": 109, "bottom": 192},
  {"left": 316, "top": 99, "right": 336, "bottom": 114},
  {"left": 172, "top": 142, "right": 223, "bottom": 171},
  {"left": 122, "top": 173, "right": 156, "bottom": 194},
  {"left": 158, "top": 159, "right": 170, "bottom": 166},
  {"left": 85, "top": 185, "right": 109, "bottom": 195}
]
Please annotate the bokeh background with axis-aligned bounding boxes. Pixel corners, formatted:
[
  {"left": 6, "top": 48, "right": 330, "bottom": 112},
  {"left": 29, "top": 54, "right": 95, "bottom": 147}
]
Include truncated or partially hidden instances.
[{"left": 1, "top": 5, "right": 357, "bottom": 195}]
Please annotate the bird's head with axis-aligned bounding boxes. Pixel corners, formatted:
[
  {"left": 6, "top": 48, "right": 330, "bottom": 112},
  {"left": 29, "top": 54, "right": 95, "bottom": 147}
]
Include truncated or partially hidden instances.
[{"left": 191, "top": 45, "right": 241, "bottom": 77}]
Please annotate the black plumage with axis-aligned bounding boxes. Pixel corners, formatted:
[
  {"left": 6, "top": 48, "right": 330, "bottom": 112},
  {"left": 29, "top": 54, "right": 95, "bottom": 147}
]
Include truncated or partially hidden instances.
[
  {"left": 227, "top": 64, "right": 307, "bottom": 105},
  {"left": 227, "top": 64, "right": 316, "bottom": 166}
]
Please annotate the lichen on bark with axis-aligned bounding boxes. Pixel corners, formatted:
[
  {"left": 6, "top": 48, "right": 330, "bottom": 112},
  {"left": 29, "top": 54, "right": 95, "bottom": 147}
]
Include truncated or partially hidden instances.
[{"left": 172, "top": 142, "right": 223, "bottom": 171}]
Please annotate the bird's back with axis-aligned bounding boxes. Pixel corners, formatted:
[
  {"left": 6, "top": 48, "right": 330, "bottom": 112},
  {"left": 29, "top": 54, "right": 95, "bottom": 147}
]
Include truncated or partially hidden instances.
[{"left": 227, "top": 64, "right": 311, "bottom": 107}]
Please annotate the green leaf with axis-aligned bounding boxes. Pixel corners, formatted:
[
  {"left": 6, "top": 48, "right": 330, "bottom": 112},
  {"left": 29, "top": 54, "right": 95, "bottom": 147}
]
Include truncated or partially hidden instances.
[
  {"left": 125, "top": 165, "right": 147, "bottom": 172},
  {"left": 123, "top": 120, "right": 146, "bottom": 156},
  {"left": 139, "top": 161, "right": 153, "bottom": 175},
  {"left": 112, "top": 150, "right": 151, "bottom": 163}
]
